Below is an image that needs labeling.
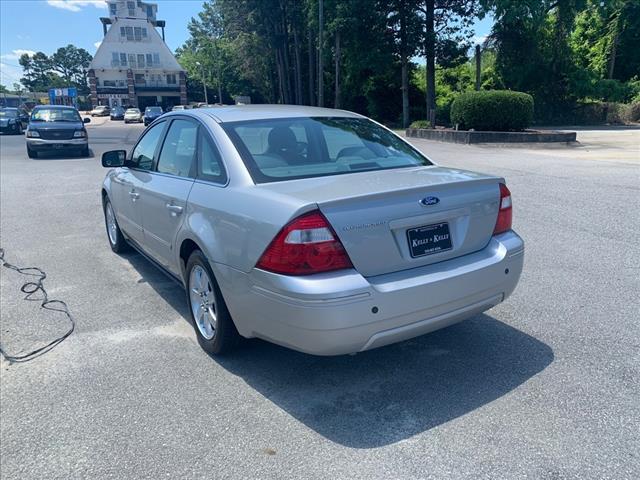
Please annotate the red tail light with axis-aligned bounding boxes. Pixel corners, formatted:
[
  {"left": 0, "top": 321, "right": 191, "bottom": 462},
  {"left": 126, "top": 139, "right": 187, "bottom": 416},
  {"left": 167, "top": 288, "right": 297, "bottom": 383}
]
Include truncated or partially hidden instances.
[
  {"left": 493, "top": 183, "right": 513, "bottom": 235},
  {"left": 256, "top": 210, "right": 353, "bottom": 275}
]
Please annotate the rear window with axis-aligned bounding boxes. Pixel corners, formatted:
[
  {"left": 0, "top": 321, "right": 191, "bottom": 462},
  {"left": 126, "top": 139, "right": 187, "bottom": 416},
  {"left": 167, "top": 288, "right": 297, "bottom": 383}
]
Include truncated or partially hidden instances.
[
  {"left": 31, "top": 108, "right": 81, "bottom": 122},
  {"left": 222, "top": 117, "right": 432, "bottom": 183}
]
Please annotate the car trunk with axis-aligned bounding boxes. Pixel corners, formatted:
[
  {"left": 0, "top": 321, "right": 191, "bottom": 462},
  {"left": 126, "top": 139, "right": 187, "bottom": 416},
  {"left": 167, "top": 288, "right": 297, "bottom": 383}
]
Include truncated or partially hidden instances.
[{"left": 257, "top": 166, "right": 502, "bottom": 277}]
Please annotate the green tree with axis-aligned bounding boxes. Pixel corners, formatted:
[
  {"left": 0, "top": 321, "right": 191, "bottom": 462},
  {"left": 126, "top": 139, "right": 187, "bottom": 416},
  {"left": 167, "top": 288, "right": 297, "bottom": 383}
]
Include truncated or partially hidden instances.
[
  {"left": 50, "top": 44, "right": 93, "bottom": 91},
  {"left": 420, "top": 0, "right": 480, "bottom": 125}
]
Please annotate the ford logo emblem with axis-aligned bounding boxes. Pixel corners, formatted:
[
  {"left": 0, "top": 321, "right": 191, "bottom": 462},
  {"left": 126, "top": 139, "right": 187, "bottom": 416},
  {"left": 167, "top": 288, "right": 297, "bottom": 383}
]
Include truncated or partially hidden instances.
[{"left": 420, "top": 196, "right": 440, "bottom": 206}]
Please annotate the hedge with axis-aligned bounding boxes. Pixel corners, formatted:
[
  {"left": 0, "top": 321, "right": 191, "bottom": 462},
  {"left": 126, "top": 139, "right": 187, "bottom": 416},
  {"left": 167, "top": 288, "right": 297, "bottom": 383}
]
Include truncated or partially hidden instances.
[
  {"left": 409, "top": 120, "right": 431, "bottom": 129},
  {"left": 450, "top": 90, "right": 534, "bottom": 131}
]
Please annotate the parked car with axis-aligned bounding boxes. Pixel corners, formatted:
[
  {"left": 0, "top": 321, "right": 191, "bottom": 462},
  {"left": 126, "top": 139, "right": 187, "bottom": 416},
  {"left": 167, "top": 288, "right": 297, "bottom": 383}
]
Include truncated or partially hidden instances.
[
  {"left": 143, "top": 106, "right": 163, "bottom": 126},
  {"left": 171, "top": 105, "right": 188, "bottom": 111},
  {"left": 0, "top": 107, "right": 29, "bottom": 134},
  {"left": 26, "top": 105, "right": 90, "bottom": 158},
  {"left": 124, "top": 108, "right": 143, "bottom": 123},
  {"left": 100, "top": 105, "right": 524, "bottom": 356},
  {"left": 110, "top": 106, "right": 125, "bottom": 121},
  {"left": 90, "top": 105, "right": 110, "bottom": 117}
]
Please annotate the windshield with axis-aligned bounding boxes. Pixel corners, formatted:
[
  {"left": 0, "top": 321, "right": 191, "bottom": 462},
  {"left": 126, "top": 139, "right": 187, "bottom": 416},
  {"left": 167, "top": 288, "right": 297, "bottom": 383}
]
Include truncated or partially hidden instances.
[
  {"left": 0, "top": 109, "right": 18, "bottom": 118},
  {"left": 146, "top": 107, "right": 162, "bottom": 113},
  {"left": 223, "top": 117, "right": 433, "bottom": 183},
  {"left": 31, "top": 108, "right": 81, "bottom": 122}
]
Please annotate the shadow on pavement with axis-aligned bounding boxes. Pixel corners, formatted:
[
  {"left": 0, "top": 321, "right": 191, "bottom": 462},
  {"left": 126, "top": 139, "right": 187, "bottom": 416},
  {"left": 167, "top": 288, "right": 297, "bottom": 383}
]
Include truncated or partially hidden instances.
[{"left": 126, "top": 251, "right": 553, "bottom": 448}]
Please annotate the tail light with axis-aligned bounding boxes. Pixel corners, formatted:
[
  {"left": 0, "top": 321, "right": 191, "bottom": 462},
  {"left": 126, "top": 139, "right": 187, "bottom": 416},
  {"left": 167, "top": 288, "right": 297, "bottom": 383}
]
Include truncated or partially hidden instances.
[
  {"left": 493, "top": 183, "right": 513, "bottom": 235},
  {"left": 256, "top": 210, "right": 353, "bottom": 275}
]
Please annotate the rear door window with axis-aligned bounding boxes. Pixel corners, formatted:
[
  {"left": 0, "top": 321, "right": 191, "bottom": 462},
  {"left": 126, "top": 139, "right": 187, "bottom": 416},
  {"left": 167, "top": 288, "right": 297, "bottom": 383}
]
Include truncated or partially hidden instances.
[{"left": 197, "top": 131, "right": 227, "bottom": 184}]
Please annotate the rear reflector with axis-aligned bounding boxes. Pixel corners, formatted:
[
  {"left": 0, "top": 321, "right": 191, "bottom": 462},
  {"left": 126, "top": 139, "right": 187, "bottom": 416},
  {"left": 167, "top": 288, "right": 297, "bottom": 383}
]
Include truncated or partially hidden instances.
[
  {"left": 256, "top": 210, "right": 353, "bottom": 275},
  {"left": 493, "top": 183, "right": 513, "bottom": 235}
]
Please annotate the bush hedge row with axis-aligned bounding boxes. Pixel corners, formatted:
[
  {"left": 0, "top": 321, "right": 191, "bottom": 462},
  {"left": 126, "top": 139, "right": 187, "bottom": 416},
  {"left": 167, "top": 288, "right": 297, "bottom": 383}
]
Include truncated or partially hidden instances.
[{"left": 451, "top": 90, "right": 534, "bottom": 131}]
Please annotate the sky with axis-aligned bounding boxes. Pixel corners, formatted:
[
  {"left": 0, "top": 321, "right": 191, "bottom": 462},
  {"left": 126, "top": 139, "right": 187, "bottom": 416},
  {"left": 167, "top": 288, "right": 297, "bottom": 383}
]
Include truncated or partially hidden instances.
[{"left": 0, "top": 0, "right": 494, "bottom": 88}]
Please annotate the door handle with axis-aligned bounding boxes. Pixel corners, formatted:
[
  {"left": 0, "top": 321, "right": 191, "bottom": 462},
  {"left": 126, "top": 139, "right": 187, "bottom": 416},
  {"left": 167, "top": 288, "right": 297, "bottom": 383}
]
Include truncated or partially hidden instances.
[
  {"left": 129, "top": 190, "right": 140, "bottom": 200},
  {"left": 165, "top": 204, "right": 183, "bottom": 215}
]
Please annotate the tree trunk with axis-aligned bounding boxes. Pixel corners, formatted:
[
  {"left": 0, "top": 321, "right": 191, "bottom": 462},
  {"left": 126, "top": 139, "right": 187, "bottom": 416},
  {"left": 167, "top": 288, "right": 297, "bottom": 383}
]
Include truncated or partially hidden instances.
[
  {"left": 400, "top": 2, "right": 409, "bottom": 128},
  {"left": 293, "top": 27, "right": 303, "bottom": 105},
  {"left": 308, "top": 27, "right": 315, "bottom": 106},
  {"left": 475, "top": 44, "right": 481, "bottom": 91},
  {"left": 318, "top": 0, "right": 324, "bottom": 107},
  {"left": 334, "top": 30, "right": 341, "bottom": 109},
  {"left": 424, "top": 0, "right": 436, "bottom": 127}
]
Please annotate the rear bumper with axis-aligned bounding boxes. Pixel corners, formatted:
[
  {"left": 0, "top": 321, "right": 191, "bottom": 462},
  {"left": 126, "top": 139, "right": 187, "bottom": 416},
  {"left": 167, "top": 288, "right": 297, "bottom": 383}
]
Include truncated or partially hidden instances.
[
  {"left": 27, "top": 138, "right": 88, "bottom": 151},
  {"left": 217, "top": 231, "right": 525, "bottom": 356}
]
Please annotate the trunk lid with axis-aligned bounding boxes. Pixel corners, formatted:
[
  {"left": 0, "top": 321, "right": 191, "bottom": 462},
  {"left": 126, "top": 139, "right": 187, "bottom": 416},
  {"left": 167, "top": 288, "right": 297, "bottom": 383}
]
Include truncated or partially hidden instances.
[{"left": 256, "top": 166, "right": 503, "bottom": 277}]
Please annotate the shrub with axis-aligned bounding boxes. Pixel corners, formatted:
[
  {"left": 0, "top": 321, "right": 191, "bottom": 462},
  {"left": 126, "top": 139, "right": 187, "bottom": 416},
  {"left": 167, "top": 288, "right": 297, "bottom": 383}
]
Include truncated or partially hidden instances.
[
  {"left": 409, "top": 120, "right": 431, "bottom": 129},
  {"left": 450, "top": 90, "right": 534, "bottom": 131}
]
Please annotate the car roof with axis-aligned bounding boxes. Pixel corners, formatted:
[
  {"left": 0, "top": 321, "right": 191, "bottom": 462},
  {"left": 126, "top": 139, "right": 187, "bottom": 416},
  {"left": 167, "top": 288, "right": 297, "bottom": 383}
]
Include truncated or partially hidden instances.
[
  {"left": 166, "top": 104, "right": 363, "bottom": 123},
  {"left": 34, "top": 105, "right": 77, "bottom": 110}
]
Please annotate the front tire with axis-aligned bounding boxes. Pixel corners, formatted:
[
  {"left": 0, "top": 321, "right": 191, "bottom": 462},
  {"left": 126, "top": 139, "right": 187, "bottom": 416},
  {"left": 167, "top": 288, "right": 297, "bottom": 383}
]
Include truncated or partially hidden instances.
[
  {"left": 185, "top": 250, "right": 241, "bottom": 355},
  {"left": 79, "top": 146, "right": 90, "bottom": 157},
  {"left": 103, "top": 197, "right": 129, "bottom": 253},
  {"left": 27, "top": 146, "right": 37, "bottom": 158}
]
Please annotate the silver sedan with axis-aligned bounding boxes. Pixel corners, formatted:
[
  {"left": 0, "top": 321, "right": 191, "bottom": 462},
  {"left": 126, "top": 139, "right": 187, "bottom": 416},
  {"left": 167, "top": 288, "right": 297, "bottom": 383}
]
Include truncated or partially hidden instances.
[{"left": 100, "top": 105, "right": 524, "bottom": 356}]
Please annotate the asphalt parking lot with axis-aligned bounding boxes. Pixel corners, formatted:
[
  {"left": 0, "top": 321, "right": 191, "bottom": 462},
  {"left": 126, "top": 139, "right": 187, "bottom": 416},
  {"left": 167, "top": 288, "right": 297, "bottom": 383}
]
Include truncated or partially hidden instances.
[{"left": 1, "top": 120, "right": 639, "bottom": 479}]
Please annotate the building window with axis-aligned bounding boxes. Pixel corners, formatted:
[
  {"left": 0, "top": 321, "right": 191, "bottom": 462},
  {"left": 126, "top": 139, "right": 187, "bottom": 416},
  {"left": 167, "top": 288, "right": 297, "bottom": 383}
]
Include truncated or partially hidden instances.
[
  {"left": 142, "top": 28, "right": 147, "bottom": 38},
  {"left": 135, "top": 74, "right": 146, "bottom": 85},
  {"left": 153, "top": 53, "right": 160, "bottom": 66},
  {"left": 134, "top": 27, "right": 142, "bottom": 41},
  {"left": 103, "top": 80, "right": 117, "bottom": 87},
  {"left": 120, "top": 53, "right": 127, "bottom": 66},
  {"left": 111, "top": 52, "right": 119, "bottom": 66},
  {"left": 127, "top": 1, "right": 135, "bottom": 16},
  {"left": 137, "top": 54, "right": 145, "bottom": 68},
  {"left": 147, "top": 5, "right": 154, "bottom": 18},
  {"left": 125, "top": 26, "right": 134, "bottom": 41},
  {"left": 128, "top": 54, "right": 137, "bottom": 68},
  {"left": 109, "top": 3, "right": 117, "bottom": 16},
  {"left": 166, "top": 74, "right": 177, "bottom": 85},
  {"left": 120, "top": 26, "right": 126, "bottom": 37}
]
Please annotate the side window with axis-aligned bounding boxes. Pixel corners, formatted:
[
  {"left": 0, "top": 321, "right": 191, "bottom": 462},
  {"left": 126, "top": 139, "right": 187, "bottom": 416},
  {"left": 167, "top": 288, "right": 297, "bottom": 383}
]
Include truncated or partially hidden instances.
[
  {"left": 156, "top": 119, "right": 198, "bottom": 178},
  {"left": 198, "top": 132, "right": 227, "bottom": 184},
  {"left": 130, "top": 121, "right": 165, "bottom": 170}
]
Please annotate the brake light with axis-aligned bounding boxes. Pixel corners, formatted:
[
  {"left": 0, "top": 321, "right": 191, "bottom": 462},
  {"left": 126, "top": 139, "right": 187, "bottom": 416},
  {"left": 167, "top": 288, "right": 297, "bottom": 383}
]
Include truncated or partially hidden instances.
[
  {"left": 256, "top": 210, "right": 353, "bottom": 275},
  {"left": 493, "top": 183, "right": 512, "bottom": 235}
]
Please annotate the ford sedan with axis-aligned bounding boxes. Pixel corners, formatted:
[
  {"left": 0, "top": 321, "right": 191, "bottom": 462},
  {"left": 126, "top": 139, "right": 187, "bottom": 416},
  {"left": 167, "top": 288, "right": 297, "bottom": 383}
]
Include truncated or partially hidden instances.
[{"left": 100, "top": 105, "right": 524, "bottom": 356}]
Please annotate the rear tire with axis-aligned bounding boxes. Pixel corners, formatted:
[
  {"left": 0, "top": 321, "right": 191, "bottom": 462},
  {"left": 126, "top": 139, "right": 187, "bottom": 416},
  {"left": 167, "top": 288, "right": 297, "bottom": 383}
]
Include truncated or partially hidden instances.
[
  {"left": 185, "top": 250, "right": 241, "bottom": 355},
  {"left": 103, "top": 197, "right": 129, "bottom": 253},
  {"left": 27, "top": 146, "right": 37, "bottom": 158}
]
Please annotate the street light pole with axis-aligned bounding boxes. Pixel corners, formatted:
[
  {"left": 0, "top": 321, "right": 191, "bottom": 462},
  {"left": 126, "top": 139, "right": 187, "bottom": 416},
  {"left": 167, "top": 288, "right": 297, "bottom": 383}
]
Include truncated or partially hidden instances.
[{"left": 196, "top": 61, "right": 208, "bottom": 104}]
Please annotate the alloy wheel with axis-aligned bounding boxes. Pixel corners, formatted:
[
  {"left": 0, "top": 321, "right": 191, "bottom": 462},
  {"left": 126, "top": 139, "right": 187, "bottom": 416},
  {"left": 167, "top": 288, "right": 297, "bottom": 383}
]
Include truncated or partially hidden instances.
[{"left": 189, "top": 265, "right": 217, "bottom": 340}]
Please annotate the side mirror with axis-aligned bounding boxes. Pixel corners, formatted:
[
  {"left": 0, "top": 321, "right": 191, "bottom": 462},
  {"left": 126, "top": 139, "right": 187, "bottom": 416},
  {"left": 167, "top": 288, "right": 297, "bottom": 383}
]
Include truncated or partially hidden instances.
[
  {"left": 102, "top": 150, "right": 127, "bottom": 168},
  {"left": 83, "top": 117, "right": 91, "bottom": 124}
]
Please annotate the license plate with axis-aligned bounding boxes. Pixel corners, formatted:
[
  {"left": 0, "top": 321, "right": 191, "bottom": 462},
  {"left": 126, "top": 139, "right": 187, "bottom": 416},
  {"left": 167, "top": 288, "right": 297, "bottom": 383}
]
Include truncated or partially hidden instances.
[
  {"left": 53, "top": 144, "right": 64, "bottom": 149},
  {"left": 407, "top": 222, "right": 452, "bottom": 258}
]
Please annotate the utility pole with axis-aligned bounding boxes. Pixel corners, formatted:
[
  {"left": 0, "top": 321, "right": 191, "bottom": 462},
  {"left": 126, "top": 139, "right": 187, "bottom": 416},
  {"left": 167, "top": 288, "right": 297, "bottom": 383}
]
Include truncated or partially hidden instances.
[
  {"left": 196, "top": 61, "right": 208, "bottom": 104},
  {"left": 318, "top": 0, "right": 324, "bottom": 107}
]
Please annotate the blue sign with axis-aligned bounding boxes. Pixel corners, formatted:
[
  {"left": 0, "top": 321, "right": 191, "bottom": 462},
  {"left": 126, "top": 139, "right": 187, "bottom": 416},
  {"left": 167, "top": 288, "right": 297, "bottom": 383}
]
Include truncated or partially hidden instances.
[{"left": 49, "top": 87, "right": 78, "bottom": 106}]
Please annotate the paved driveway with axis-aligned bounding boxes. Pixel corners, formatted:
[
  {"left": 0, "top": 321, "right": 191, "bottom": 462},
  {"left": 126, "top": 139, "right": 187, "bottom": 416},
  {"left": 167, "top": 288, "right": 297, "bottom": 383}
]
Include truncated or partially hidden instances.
[{"left": 1, "top": 124, "right": 638, "bottom": 479}]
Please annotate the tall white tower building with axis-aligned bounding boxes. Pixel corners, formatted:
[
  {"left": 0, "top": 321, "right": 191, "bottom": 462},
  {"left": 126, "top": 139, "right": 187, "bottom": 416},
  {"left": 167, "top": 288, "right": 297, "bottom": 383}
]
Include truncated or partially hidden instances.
[{"left": 89, "top": 0, "right": 186, "bottom": 109}]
